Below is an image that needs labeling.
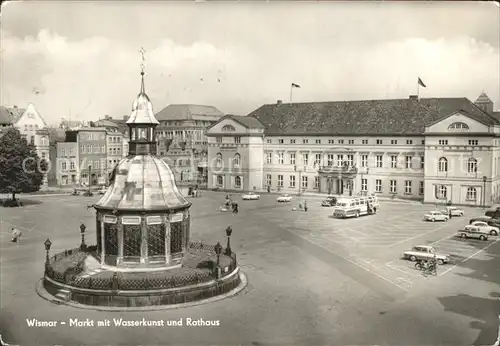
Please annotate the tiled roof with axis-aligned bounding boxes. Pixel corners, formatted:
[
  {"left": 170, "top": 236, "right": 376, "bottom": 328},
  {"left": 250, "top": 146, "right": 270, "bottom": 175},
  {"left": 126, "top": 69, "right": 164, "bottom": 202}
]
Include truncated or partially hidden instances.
[
  {"left": 475, "top": 92, "right": 493, "bottom": 104},
  {"left": 94, "top": 155, "right": 190, "bottom": 211},
  {"left": 491, "top": 112, "right": 500, "bottom": 121},
  {"left": 155, "top": 104, "right": 224, "bottom": 122},
  {"left": 247, "top": 97, "right": 499, "bottom": 135},
  {"left": 0, "top": 106, "right": 12, "bottom": 124},
  {"left": 225, "top": 114, "right": 266, "bottom": 129}
]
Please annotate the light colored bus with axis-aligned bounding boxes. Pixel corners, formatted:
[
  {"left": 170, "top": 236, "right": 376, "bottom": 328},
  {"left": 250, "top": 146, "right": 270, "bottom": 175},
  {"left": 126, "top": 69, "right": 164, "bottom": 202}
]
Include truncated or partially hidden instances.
[{"left": 332, "top": 196, "right": 380, "bottom": 218}]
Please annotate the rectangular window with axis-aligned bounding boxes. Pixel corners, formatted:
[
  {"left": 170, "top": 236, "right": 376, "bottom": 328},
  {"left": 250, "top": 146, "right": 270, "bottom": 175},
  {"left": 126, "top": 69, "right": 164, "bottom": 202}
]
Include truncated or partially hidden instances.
[
  {"left": 361, "top": 155, "right": 368, "bottom": 167},
  {"left": 348, "top": 140, "right": 354, "bottom": 144},
  {"left": 289, "top": 175, "right": 296, "bottom": 187},
  {"left": 266, "top": 138, "right": 272, "bottom": 144},
  {"left": 61, "top": 148, "right": 66, "bottom": 157},
  {"left": 315, "top": 139, "right": 321, "bottom": 144},
  {"left": 94, "top": 160, "right": 99, "bottom": 169},
  {"left": 314, "top": 153, "right": 321, "bottom": 166},
  {"left": 278, "top": 139, "right": 284, "bottom": 144},
  {"left": 376, "top": 139, "right": 383, "bottom": 145},
  {"left": 303, "top": 139, "right": 308, "bottom": 144},
  {"left": 101, "top": 145, "right": 105, "bottom": 153},
  {"left": 80, "top": 145, "right": 85, "bottom": 153},
  {"left": 290, "top": 139, "right": 296, "bottom": 144},
  {"left": 421, "top": 140, "right": 425, "bottom": 145},
  {"left": 391, "top": 140, "right": 397, "bottom": 145},
  {"left": 346, "top": 154, "right": 354, "bottom": 166},
  {"left": 61, "top": 162, "right": 67, "bottom": 170},
  {"left": 277, "top": 175, "right": 283, "bottom": 187},
  {"left": 376, "top": 155, "right": 383, "bottom": 168},
  {"left": 278, "top": 152, "right": 284, "bottom": 164},
  {"left": 266, "top": 174, "right": 272, "bottom": 187},
  {"left": 406, "top": 140, "right": 413, "bottom": 144},
  {"left": 234, "top": 136, "right": 241, "bottom": 144},
  {"left": 438, "top": 140, "right": 448, "bottom": 145},
  {"left": 303, "top": 153, "right": 309, "bottom": 166},
  {"left": 327, "top": 154, "right": 334, "bottom": 166},
  {"left": 391, "top": 155, "right": 397, "bottom": 168},
  {"left": 314, "top": 176, "right": 319, "bottom": 189},
  {"left": 362, "top": 139, "right": 368, "bottom": 144},
  {"left": 375, "top": 179, "right": 382, "bottom": 192},
  {"left": 70, "top": 161, "right": 75, "bottom": 170},
  {"left": 266, "top": 152, "right": 272, "bottom": 164},
  {"left": 405, "top": 156, "right": 412, "bottom": 169},
  {"left": 419, "top": 181, "right": 424, "bottom": 195},
  {"left": 216, "top": 136, "right": 222, "bottom": 143},
  {"left": 328, "top": 139, "right": 335, "bottom": 144},
  {"left": 468, "top": 140, "right": 478, "bottom": 145},
  {"left": 405, "top": 180, "right": 412, "bottom": 194},
  {"left": 361, "top": 179, "right": 367, "bottom": 191},
  {"left": 390, "top": 180, "right": 397, "bottom": 193},
  {"left": 337, "top": 154, "right": 344, "bottom": 167},
  {"left": 289, "top": 152, "right": 296, "bottom": 165},
  {"left": 338, "top": 139, "right": 344, "bottom": 144},
  {"left": 421, "top": 156, "right": 425, "bottom": 169},
  {"left": 301, "top": 176, "right": 308, "bottom": 189}
]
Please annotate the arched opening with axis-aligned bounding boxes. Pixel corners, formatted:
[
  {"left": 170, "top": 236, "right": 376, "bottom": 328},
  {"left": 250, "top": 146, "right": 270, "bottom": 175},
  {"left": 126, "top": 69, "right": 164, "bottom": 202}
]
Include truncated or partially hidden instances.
[{"left": 438, "top": 157, "right": 448, "bottom": 172}]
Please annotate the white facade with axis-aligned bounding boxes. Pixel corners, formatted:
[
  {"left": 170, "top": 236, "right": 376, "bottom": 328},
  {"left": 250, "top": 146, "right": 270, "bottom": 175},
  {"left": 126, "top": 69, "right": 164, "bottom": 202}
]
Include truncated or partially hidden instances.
[{"left": 14, "top": 103, "right": 48, "bottom": 145}]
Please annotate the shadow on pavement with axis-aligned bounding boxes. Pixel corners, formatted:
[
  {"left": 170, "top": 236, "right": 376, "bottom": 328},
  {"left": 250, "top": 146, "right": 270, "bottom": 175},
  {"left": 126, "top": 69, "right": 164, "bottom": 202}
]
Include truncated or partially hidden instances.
[{"left": 438, "top": 292, "right": 500, "bottom": 346}]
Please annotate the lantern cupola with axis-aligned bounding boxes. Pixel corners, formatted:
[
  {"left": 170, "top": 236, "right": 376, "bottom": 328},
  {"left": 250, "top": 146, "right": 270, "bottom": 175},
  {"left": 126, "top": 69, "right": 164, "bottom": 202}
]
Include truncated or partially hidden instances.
[{"left": 126, "top": 47, "right": 160, "bottom": 156}]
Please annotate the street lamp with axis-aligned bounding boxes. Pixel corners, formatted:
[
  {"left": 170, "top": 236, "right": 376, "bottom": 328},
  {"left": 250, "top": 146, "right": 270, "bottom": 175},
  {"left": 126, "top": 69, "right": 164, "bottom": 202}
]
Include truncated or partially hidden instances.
[
  {"left": 44, "top": 238, "right": 52, "bottom": 270},
  {"left": 80, "top": 222, "right": 86, "bottom": 250},
  {"left": 483, "top": 176, "right": 487, "bottom": 208},
  {"left": 88, "top": 165, "right": 92, "bottom": 194},
  {"left": 225, "top": 226, "right": 233, "bottom": 255}
]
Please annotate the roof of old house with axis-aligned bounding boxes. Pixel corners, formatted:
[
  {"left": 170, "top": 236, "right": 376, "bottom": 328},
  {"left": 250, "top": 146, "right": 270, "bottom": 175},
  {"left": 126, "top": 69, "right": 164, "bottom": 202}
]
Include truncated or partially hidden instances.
[
  {"left": 155, "top": 104, "right": 224, "bottom": 122},
  {"left": 219, "top": 114, "right": 266, "bottom": 129},
  {"left": 475, "top": 92, "right": 493, "bottom": 104},
  {"left": 0, "top": 106, "right": 12, "bottom": 125},
  {"left": 248, "top": 97, "right": 499, "bottom": 135},
  {"left": 7, "top": 106, "right": 25, "bottom": 123}
]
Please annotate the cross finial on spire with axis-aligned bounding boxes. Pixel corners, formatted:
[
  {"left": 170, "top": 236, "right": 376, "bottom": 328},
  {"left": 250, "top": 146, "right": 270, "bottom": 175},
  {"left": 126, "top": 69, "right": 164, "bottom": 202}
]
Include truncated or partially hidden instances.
[{"left": 139, "top": 47, "right": 146, "bottom": 74}]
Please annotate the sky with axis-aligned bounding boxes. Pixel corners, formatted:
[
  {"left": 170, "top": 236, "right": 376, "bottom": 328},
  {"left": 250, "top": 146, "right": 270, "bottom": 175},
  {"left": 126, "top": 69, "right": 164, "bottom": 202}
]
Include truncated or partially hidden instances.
[{"left": 1, "top": 1, "right": 499, "bottom": 125}]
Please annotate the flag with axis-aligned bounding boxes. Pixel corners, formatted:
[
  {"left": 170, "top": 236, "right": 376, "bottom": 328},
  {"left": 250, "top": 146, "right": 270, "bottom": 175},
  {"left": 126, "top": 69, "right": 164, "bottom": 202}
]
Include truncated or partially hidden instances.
[
  {"left": 291, "top": 83, "right": 301, "bottom": 88},
  {"left": 418, "top": 77, "right": 426, "bottom": 88}
]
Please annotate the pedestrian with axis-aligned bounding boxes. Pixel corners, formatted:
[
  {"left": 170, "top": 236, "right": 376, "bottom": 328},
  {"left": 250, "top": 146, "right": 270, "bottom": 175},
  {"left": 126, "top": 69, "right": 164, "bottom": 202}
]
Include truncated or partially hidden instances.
[
  {"left": 267, "top": 186, "right": 270, "bottom": 193},
  {"left": 304, "top": 200, "right": 308, "bottom": 212},
  {"left": 11, "top": 227, "right": 22, "bottom": 245}
]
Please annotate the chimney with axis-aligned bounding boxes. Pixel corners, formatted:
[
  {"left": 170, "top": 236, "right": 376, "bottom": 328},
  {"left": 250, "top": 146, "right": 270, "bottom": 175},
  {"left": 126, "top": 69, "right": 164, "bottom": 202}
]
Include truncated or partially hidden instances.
[
  {"left": 105, "top": 115, "right": 110, "bottom": 120},
  {"left": 409, "top": 95, "right": 418, "bottom": 100},
  {"left": 277, "top": 100, "right": 283, "bottom": 105}
]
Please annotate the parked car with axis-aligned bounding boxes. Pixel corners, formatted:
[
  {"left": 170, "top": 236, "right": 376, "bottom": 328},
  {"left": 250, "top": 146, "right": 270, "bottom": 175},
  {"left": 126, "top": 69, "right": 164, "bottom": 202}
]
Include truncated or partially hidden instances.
[
  {"left": 97, "top": 187, "right": 108, "bottom": 195},
  {"left": 276, "top": 194, "right": 292, "bottom": 202},
  {"left": 457, "top": 228, "right": 489, "bottom": 241},
  {"left": 402, "top": 245, "right": 451, "bottom": 264},
  {"left": 485, "top": 206, "right": 500, "bottom": 218},
  {"left": 321, "top": 196, "right": 337, "bottom": 207},
  {"left": 242, "top": 192, "right": 260, "bottom": 200},
  {"left": 441, "top": 206, "right": 464, "bottom": 217},
  {"left": 424, "top": 211, "right": 449, "bottom": 222},
  {"left": 469, "top": 216, "right": 500, "bottom": 228},
  {"left": 465, "top": 222, "right": 498, "bottom": 236}
]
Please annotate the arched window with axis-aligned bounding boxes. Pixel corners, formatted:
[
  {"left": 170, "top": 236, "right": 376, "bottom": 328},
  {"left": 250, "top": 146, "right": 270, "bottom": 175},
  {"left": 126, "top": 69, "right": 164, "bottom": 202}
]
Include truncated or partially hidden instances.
[
  {"left": 466, "top": 187, "right": 477, "bottom": 201},
  {"left": 221, "top": 125, "right": 236, "bottom": 132},
  {"left": 234, "top": 176, "right": 241, "bottom": 188},
  {"left": 467, "top": 158, "right": 477, "bottom": 173},
  {"left": 448, "top": 122, "right": 469, "bottom": 130},
  {"left": 438, "top": 157, "right": 448, "bottom": 172},
  {"left": 217, "top": 175, "right": 223, "bottom": 186},
  {"left": 216, "top": 153, "right": 222, "bottom": 167},
  {"left": 233, "top": 153, "right": 241, "bottom": 167}
]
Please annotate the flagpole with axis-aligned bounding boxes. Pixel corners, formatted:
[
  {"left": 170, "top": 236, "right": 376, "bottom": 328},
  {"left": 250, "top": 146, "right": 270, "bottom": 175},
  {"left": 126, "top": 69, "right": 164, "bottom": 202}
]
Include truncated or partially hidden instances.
[{"left": 290, "top": 84, "right": 293, "bottom": 103}]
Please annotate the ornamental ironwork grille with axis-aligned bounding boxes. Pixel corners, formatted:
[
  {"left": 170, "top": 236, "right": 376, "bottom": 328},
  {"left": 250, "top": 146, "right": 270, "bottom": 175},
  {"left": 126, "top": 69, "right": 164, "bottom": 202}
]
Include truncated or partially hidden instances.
[
  {"left": 104, "top": 223, "right": 118, "bottom": 256},
  {"left": 170, "top": 222, "right": 183, "bottom": 254},
  {"left": 123, "top": 225, "right": 142, "bottom": 257},
  {"left": 96, "top": 220, "right": 102, "bottom": 253},
  {"left": 183, "top": 214, "right": 190, "bottom": 249},
  {"left": 148, "top": 224, "right": 166, "bottom": 256}
]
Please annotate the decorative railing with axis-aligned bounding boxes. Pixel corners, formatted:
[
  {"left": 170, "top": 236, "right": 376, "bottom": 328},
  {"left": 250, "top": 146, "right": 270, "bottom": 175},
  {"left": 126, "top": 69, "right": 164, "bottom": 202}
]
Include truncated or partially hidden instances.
[
  {"left": 45, "top": 242, "right": 238, "bottom": 291},
  {"left": 317, "top": 165, "right": 358, "bottom": 174}
]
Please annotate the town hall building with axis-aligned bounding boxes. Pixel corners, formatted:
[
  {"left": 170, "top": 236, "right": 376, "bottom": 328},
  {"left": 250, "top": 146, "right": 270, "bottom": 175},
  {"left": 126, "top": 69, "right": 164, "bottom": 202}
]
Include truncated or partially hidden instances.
[{"left": 206, "top": 93, "right": 500, "bottom": 206}]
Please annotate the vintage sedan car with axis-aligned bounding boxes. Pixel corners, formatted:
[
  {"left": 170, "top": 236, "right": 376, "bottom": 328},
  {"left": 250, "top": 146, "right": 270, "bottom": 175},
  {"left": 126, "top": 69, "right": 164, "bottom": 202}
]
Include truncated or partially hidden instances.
[
  {"left": 457, "top": 228, "right": 489, "bottom": 241},
  {"left": 321, "top": 196, "right": 337, "bottom": 207},
  {"left": 469, "top": 216, "right": 500, "bottom": 228},
  {"left": 485, "top": 206, "right": 500, "bottom": 218},
  {"left": 441, "top": 206, "right": 464, "bottom": 216},
  {"left": 276, "top": 194, "right": 292, "bottom": 202},
  {"left": 402, "top": 245, "right": 451, "bottom": 264},
  {"left": 465, "top": 221, "right": 498, "bottom": 236},
  {"left": 424, "top": 211, "right": 449, "bottom": 222},
  {"left": 242, "top": 192, "right": 260, "bottom": 200}
]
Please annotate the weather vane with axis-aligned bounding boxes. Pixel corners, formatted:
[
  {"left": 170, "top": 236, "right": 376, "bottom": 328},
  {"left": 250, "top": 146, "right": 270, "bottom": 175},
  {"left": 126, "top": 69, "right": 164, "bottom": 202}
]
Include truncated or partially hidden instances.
[{"left": 139, "top": 47, "right": 146, "bottom": 73}]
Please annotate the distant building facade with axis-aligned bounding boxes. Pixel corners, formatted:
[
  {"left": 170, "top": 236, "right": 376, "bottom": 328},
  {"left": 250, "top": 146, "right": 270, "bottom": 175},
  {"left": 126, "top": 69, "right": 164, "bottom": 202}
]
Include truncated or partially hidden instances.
[
  {"left": 78, "top": 128, "right": 107, "bottom": 185},
  {"left": 106, "top": 131, "right": 125, "bottom": 177},
  {"left": 207, "top": 93, "right": 500, "bottom": 207},
  {"left": 14, "top": 103, "right": 48, "bottom": 145},
  {"left": 154, "top": 104, "right": 224, "bottom": 186},
  {"left": 35, "top": 128, "right": 65, "bottom": 188},
  {"left": 56, "top": 140, "right": 79, "bottom": 186}
]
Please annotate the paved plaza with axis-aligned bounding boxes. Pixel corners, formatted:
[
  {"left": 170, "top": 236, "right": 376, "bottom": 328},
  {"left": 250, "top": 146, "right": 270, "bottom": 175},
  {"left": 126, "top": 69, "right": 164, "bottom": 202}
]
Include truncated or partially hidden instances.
[{"left": 1, "top": 192, "right": 499, "bottom": 345}]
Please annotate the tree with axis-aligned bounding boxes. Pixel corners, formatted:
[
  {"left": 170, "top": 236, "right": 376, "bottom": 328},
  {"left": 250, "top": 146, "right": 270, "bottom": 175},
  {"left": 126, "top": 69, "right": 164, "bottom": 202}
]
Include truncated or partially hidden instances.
[{"left": 0, "top": 128, "right": 48, "bottom": 201}]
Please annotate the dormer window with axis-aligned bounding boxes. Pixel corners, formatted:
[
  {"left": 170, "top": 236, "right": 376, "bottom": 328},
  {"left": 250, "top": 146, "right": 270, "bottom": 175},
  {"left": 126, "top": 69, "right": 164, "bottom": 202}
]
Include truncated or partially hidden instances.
[
  {"left": 448, "top": 122, "right": 469, "bottom": 130},
  {"left": 222, "top": 125, "right": 236, "bottom": 132}
]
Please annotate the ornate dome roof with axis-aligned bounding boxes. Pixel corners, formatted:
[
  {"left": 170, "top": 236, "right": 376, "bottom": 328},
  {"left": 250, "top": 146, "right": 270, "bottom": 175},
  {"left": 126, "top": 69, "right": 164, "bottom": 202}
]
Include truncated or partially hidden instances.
[{"left": 94, "top": 155, "right": 190, "bottom": 212}]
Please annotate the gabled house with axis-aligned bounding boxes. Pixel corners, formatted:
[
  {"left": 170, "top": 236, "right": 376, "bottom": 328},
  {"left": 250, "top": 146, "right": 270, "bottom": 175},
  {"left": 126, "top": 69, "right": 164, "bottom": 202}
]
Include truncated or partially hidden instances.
[{"left": 14, "top": 103, "right": 48, "bottom": 145}]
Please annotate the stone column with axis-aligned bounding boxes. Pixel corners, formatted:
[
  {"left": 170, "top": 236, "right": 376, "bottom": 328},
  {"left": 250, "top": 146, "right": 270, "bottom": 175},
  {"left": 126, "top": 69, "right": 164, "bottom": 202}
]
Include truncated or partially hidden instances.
[
  {"left": 117, "top": 217, "right": 123, "bottom": 266},
  {"left": 140, "top": 214, "right": 148, "bottom": 264},
  {"left": 100, "top": 218, "right": 106, "bottom": 266},
  {"left": 165, "top": 214, "right": 171, "bottom": 265}
]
